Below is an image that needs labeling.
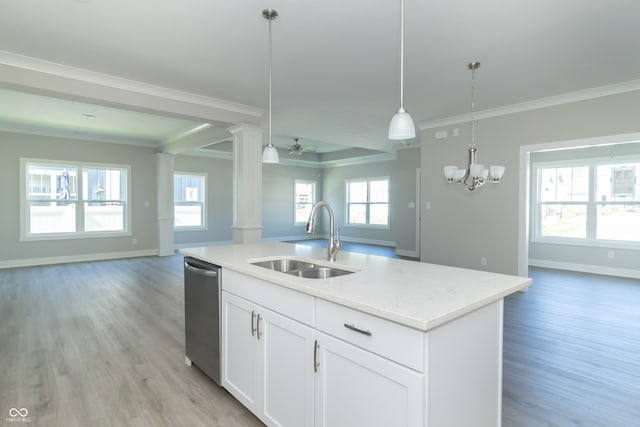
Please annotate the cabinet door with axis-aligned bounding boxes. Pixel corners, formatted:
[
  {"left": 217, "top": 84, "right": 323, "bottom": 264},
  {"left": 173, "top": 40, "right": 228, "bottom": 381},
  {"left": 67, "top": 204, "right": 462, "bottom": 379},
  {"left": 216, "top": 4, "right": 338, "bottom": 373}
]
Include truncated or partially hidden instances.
[
  {"left": 221, "top": 291, "right": 261, "bottom": 413},
  {"left": 260, "top": 308, "right": 315, "bottom": 427},
  {"left": 222, "top": 290, "right": 315, "bottom": 427},
  {"left": 314, "top": 331, "right": 424, "bottom": 427}
]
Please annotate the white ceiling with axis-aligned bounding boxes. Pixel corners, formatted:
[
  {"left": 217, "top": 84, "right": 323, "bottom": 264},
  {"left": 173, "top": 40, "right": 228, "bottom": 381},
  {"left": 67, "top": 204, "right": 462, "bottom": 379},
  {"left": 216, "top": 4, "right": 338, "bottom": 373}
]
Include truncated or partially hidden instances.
[{"left": 1, "top": 0, "right": 639, "bottom": 154}]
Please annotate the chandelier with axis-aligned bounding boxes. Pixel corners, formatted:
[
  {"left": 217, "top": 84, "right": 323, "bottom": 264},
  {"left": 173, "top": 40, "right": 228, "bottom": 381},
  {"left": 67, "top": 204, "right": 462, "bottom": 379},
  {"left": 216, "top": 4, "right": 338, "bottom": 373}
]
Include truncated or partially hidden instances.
[{"left": 443, "top": 62, "right": 505, "bottom": 190}]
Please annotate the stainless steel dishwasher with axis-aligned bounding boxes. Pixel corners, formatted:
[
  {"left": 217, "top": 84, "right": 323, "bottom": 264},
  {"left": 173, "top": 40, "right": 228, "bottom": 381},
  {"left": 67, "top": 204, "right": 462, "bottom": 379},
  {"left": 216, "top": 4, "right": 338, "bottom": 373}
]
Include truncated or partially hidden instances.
[{"left": 183, "top": 256, "right": 221, "bottom": 385}]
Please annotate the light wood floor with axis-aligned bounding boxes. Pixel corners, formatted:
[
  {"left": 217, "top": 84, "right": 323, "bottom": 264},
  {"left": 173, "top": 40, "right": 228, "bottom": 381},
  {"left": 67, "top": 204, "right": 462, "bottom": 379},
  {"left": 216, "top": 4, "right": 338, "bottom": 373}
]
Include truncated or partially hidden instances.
[
  {"left": 502, "top": 267, "right": 640, "bottom": 426},
  {"left": 0, "top": 256, "right": 262, "bottom": 427},
  {"left": 1, "top": 256, "right": 639, "bottom": 426}
]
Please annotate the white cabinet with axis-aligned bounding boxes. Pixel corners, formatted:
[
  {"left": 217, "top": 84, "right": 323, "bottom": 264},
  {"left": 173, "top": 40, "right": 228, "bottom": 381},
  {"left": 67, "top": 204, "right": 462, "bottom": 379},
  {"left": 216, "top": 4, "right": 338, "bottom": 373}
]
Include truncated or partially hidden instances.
[
  {"left": 314, "top": 331, "right": 424, "bottom": 427},
  {"left": 314, "top": 299, "right": 424, "bottom": 427},
  {"left": 221, "top": 286, "right": 315, "bottom": 427},
  {"left": 220, "top": 268, "right": 503, "bottom": 427}
]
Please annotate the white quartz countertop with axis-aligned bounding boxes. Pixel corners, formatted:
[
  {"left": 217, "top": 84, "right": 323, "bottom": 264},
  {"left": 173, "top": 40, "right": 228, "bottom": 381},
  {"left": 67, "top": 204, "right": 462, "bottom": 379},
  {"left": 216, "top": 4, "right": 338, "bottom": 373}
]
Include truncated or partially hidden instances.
[{"left": 180, "top": 242, "right": 531, "bottom": 331}]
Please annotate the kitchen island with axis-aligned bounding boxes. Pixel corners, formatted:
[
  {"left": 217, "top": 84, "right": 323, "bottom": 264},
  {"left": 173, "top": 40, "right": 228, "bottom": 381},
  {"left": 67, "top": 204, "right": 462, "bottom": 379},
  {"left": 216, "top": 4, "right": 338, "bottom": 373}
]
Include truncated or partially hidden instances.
[{"left": 181, "top": 242, "right": 531, "bottom": 427}]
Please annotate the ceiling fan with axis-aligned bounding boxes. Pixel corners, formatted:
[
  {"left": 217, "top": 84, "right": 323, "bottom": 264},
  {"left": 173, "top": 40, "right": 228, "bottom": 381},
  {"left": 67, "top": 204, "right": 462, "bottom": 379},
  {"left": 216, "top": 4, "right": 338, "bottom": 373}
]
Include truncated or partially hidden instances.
[{"left": 289, "top": 138, "right": 316, "bottom": 156}]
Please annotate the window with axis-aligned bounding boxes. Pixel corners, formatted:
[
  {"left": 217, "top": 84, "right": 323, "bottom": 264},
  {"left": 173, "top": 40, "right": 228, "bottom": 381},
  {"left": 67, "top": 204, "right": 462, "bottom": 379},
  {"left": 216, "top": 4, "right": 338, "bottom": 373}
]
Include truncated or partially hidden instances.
[
  {"left": 533, "top": 158, "right": 640, "bottom": 245},
  {"left": 174, "top": 173, "right": 206, "bottom": 229},
  {"left": 294, "top": 180, "right": 316, "bottom": 224},
  {"left": 21, "top": 159, "right": 129, "bottom": 239},
  {"left": 346, "top": 177, "right": 389, "bottom": 227}
]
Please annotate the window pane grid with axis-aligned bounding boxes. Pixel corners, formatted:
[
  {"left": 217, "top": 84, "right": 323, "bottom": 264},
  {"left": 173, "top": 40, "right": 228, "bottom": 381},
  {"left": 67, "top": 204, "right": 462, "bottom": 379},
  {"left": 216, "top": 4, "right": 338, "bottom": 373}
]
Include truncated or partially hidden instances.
[
  {"left": 24, "top": 161, "right": 128, "bottom": 237},
  {"left": 535, "top": 160, "right": 640, "bottom": 244},
  {"left": 347, "top": 178, "right": 389, "bottom": 226},
  {"left": 294, "top": 180, "right": 316, "bottom": 224},
  {"left": 174, "top": 173, "right": 206, "bottom": 228}
]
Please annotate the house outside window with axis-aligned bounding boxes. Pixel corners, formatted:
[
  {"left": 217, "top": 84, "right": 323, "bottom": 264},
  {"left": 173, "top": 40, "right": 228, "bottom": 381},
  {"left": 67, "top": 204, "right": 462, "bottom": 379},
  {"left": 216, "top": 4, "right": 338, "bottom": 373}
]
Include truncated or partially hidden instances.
[
  {"left": 533, "top": 157, "right": 640, "bottom": 245},
  {"left": 21, "top": 159, "right": 129, "bottom": 240},
  {"left": 174, "top": 173, "right": 206, "bottom": 229},
  {"left": 294, "top": 180, "right": 316, "bottom": 224},
  {"left": 346, "top": 177, "right": 389, "bottom": 227}
]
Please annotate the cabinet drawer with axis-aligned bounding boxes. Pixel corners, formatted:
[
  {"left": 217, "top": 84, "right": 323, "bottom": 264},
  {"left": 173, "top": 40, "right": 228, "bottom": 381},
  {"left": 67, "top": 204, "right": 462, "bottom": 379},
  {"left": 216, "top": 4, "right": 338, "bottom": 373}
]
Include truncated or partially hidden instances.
[
  {"left": 223, "top": 269, "right": 315, "bottom": 327},
  {"left": 315, "top": 299, "right": 424, "bottom": 372}
]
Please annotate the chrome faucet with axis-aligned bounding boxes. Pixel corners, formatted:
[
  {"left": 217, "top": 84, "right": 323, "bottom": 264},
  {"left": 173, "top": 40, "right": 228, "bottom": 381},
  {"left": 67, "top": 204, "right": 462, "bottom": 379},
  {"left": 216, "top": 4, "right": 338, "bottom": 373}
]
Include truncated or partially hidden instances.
[{"left": 306, "top": 201, "right": 342, "bottom": 262}]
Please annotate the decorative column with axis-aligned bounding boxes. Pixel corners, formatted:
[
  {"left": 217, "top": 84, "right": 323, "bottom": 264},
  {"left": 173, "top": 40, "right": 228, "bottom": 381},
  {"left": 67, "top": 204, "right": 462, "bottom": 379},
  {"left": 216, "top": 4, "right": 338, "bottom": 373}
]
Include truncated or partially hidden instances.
[
  {"left": 229, "top": 124, "right": 264, "bottom": 243},
  {"left": 156, "top": 152, "right": 175, "bottom": 256}
]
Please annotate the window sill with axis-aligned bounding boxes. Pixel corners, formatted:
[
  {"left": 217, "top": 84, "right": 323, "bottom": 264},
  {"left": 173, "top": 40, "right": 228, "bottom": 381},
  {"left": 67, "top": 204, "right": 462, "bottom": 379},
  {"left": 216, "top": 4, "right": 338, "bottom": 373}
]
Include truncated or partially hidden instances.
[
  {"left": 531, "top": 236, "right": 640, "bottom": 250},
  {"left": 20, "top": 230, "right": 131, "bottom": 242},
  {"left": 344, "top": 223, "right": 390, "bottom": 230}
]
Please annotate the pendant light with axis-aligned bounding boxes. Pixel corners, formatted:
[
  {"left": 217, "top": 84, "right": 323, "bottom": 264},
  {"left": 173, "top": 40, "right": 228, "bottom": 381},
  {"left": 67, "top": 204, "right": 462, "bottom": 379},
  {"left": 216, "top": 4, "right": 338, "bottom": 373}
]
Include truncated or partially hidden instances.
[
  {"left": 388, "top": 0, "right": 415, "bottom": 140},
  {"left": 262, "top": 8, "right": 280, "bottom": 163}
]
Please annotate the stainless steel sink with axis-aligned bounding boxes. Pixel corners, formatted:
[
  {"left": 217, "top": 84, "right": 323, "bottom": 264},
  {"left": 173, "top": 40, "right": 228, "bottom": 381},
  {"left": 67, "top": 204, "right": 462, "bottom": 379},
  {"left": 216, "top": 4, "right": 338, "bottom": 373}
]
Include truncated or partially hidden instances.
[
  {"left": 251, "top": 259, "right": 316, "bottom": 272},
  {"left": 250, "top": 258, "right": 355, "bottom": 279},
  {"left": 286, "top": 266, "right": 353, "bottom": 279}
]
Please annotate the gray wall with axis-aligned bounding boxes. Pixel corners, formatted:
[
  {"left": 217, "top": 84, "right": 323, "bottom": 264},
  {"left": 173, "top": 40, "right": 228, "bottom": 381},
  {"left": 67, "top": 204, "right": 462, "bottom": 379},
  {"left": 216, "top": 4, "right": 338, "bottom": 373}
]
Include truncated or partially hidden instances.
[
  {"left": 393, "top": 147, "right": 421, "bottom": 255},
  {"left": 173, "top": 154, "right": 233, "bottom": 246},
  {"left": 262, "top": 163, "right": 323, "bottom": 240},
  {"left": 421, "top": 90, "right": 640, "bottom": 276},
  {"left": 0, "top": 131, "right": 158, "bottom": 264},
  {"left": 1, "top": 130, "right": 422, "bottom": 266},
  {"left": 321, "top": 147, "right": 421, "bottom": 251}
]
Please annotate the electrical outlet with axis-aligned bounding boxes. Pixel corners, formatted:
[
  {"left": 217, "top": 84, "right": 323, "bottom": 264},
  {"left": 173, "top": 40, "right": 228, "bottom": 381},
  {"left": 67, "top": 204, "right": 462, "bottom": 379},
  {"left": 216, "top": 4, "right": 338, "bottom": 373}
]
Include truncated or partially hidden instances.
[
  {"left": 132, "top": 238, "right": 137, "bottom": 245},
  {"left": 425, "top": 202, "right": 431, "bottom": 210},
  {"left": 608, "top": 250, "right": 615, "bottom": 259},
  {"left": 480, "top": 256, "right": 488, "bottom": 266}
]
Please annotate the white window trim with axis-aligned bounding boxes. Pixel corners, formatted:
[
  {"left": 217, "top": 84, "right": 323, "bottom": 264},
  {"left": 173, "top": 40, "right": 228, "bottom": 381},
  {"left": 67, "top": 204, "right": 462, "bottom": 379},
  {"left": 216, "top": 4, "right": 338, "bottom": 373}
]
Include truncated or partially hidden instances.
[
  {"left": 294, "top": 179, "right": 317, "bottom": 226},
  {"left": 20, "top": 158, "right": 131, "bottom": 241},
  {"left": 345, "top": 176, "right": 391, "bottom": 229},
  {"left": 531, "top": 154, "right": 640, "bottom": 249},
  {"left": 174, "top": 171, "right": 208, "bottom": 231}
]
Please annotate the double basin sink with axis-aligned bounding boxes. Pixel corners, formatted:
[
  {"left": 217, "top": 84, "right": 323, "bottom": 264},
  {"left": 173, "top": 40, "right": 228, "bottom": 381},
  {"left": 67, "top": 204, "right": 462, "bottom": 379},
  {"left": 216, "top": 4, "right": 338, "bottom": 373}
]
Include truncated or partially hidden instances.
[{"left": 251, "top": 258, "right": 355, "bottom": 279}]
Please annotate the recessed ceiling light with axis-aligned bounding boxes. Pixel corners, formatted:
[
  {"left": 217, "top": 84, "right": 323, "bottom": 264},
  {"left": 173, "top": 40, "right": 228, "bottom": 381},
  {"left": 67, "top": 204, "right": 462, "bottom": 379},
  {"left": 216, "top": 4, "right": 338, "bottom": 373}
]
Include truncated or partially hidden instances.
[{"left": 82, "top": 114, "right": 95, "bottom": 119}]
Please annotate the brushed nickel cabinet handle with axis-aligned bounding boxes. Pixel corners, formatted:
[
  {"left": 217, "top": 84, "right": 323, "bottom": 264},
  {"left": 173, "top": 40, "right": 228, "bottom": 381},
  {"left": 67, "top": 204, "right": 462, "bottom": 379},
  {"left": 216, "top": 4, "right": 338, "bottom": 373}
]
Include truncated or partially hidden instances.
[
  {"left": 256, "top": 313, "right": 262, "bottom": 340},
  {"left": 251, "top": 310, "right": 257, "bottom": 336},
  {"left": 344, "top": 323, "right": 372, "bottom": 336},
  {"left": 313, "top": 340, "right": 319, "bottom": 372}
]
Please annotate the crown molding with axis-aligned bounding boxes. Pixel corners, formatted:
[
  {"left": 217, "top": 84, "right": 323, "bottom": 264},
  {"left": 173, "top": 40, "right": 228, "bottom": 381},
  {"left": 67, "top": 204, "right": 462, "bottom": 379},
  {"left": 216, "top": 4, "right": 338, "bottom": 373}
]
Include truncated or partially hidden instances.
[
  {"left": 185, "top": 148, "right": 398, "bottom": 168},
  {"left": 0, "top": 50, "right": 264, "bottom": 119},
  {"left": 419, "top": 79, "right": 640, "bottom": 130},
  {"left": 0, "top": 121, "right": 161, "bottom": 147}
]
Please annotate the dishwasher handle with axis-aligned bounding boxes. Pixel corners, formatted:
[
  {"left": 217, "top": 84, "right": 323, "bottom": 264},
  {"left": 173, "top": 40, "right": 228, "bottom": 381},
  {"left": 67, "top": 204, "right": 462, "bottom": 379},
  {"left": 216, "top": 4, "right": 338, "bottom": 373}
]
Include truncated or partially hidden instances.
[{"left": 184, "top": 260, "right": 219, "bottom": 277}]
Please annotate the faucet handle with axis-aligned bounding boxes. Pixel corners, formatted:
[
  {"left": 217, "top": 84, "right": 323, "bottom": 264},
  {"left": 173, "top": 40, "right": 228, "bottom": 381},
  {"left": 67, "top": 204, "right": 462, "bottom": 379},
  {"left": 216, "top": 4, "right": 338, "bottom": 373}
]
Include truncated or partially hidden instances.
[{"left": 335, "top": 226, "right": 342, "bottom": 247}]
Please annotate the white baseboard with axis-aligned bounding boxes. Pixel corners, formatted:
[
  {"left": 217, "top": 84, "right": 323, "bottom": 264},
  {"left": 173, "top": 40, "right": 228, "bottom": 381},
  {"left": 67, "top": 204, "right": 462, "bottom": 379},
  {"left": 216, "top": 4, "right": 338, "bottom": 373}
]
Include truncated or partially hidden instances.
[
  {"left": 340, "top": 236, "right": 396, "bottom": 247},
  {"left": 529, "top": 258, "right": 640, "bottom": 280},
  {"left": 285, "top": 235, "right": 396, "bottom": 248},
  {"left": 262, "top": 235, "right": 320, "bottom": 243},
  {"left": 395, "top": 249, "right": 419, "bottom": 258},
  {"left": 0, "top": 249, "right": 158, "bottom": 270},
  {"left": 174, "top": 240, "right": 234, "bottom": 249}
]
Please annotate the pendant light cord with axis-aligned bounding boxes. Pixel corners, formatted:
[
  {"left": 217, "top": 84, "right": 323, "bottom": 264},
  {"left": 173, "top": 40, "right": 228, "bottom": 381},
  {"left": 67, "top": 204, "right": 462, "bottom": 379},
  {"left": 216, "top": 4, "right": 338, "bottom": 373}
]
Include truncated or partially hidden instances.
[
  {"left": 268, "top": 16, "right": 273, "bottom": 147},
  {"left": 399, "top": 0, "right": 405, "bottom": 109}
]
